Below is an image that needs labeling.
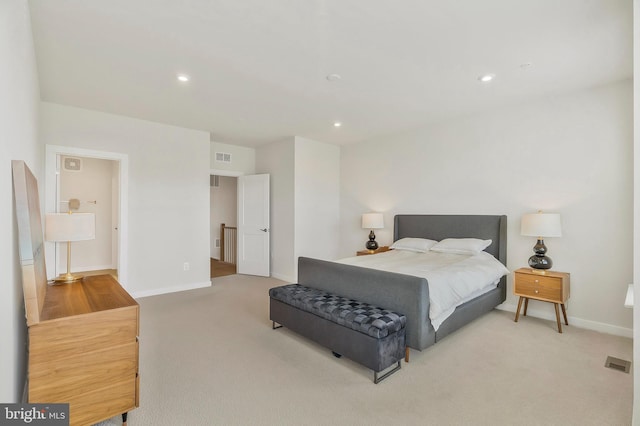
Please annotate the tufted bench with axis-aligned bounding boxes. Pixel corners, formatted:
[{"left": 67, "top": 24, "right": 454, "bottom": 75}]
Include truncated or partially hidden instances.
[{"left": 269, "top": 284, "right": 406, "bottom": 383}]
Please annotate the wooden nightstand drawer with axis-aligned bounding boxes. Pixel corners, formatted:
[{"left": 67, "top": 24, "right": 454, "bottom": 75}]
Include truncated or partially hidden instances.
[
  {"left": 515, "top": 280, "right": 562, "bottom": 300},
  {"left": 514, "top": 269, "right": 569, "bottom": 304}
]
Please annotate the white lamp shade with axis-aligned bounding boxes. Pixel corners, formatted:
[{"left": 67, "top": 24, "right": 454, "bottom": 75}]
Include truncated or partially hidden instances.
[
  {"left": 45, "top": 213, "right": 96, "bottom": 242},
  {"left": 521, "top": 212, "right": 562, "bottom": 238},
  {"left": 362, "top": 213, "right": 384, "bottom": 229}
]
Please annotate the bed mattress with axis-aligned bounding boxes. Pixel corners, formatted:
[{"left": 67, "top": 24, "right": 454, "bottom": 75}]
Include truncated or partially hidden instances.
[{"left": 337, "top": 249, "right": 509, "bottom": 330}]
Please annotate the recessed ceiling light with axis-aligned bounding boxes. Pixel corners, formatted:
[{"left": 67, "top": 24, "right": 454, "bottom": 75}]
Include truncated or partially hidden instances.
[
  {"left": 334, "top": 122, "right": 342, "bottom": 127},
  {"left": 177, "top": 74, "right": 190, "bottom": 82},
  {"left": 326, "top": 74, "right": 342, "bottom": 82},
  {"left": 478, "top": 73, "right": 496, "bottom": 83}
]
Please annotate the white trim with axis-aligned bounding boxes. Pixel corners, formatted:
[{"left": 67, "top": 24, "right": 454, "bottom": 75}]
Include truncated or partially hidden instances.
[
  {"left": 210, "top": 168, "right": 244, "bottom": 177},
  {"left": 270, "top": 272, "right": 295, "bottom": 283},
  {"left": 131, "top": 281, "right": 212, "bottom": 299},
  {"left": 625, "top": 284, "right": 634, "bottom": 308},
  {"left": 69, "top": 264, "right": 115, "bottom": 273},
  {"left": 497, "top": 303, "right": 633, "bottom": 338},
  {"left": 45, "top": 145, "right": 129, "bottom": 289}
]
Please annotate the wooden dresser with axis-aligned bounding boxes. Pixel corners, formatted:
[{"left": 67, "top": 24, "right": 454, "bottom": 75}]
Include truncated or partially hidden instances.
[
  {"left": 28, "top": 275, "right": 139, "bottom": 425},
  {"left": 12, "top": 161, "right": 139, "bottom": 426}
]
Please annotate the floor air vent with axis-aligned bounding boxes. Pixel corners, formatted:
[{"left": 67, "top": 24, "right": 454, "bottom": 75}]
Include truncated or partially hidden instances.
[{"left": 605, "top": 356, "right": 631, "bottom": 373}]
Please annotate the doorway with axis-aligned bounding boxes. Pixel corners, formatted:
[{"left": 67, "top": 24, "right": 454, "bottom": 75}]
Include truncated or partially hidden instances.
[
  {"left": 55, "top": 155, "right": 118, "bottom": 279},
  {"left": 45, "top": 145, "right": 129, "bottom": 286},
  {"left": 210, "top": 174, "right": 237, "bottom": 278}
]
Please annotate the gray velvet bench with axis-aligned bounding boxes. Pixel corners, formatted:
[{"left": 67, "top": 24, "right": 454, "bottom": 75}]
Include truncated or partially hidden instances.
[{"left": 269, "top": 284, "right": 407, "bottom": 383}]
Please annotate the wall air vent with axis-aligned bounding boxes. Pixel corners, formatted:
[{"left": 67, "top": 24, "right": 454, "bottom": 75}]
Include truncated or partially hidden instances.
[
  {"left": 215, "top": 152, "right": 232, "bottom": 163},
  {"left": 63, "top": 157, "right": 82, "bottom": 172}
]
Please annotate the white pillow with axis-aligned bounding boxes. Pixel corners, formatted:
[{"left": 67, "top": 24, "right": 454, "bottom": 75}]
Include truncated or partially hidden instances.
[
  {"left": 390, "top": 238, "right": 437, "bottom": 253},
  {"left": 430, "top": 238, "right": 492, "bottom": 255}
]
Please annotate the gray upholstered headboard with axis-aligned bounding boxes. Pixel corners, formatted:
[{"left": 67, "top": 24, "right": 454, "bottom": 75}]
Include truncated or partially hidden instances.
[{"left": 393, "top": 214, "right": 507, "bottom": 267}]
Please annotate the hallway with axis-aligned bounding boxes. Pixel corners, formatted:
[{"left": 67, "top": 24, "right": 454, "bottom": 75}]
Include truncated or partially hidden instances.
[{"left": 210, "top": 258, "right": 236, "bottom": 278}]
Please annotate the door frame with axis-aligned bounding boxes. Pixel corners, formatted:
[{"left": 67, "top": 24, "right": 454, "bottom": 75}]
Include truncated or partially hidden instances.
[
  {"left": 45, "top": 145, "right": 129, "bottom": 287},
  {"left": 210, "top": 169, "right": 271, "bottom": 277},
  {"left": 210, "top": 169, "right": 244, "bottom": 178}
]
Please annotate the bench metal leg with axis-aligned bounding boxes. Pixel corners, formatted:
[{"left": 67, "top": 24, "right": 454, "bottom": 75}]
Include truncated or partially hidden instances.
[
  {"left": 272, "top": 321, "right": 282, "bottom": 329},
  {"left": 373, "top": 361, "right": 402, "bottom": 384}
]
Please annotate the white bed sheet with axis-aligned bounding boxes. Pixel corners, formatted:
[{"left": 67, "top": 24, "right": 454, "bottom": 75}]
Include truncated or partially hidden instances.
[{"left": 337, "top": 249, "right": 509, "bottom": 331}]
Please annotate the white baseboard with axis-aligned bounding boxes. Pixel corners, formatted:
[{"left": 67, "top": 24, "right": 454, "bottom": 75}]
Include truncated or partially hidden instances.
[
  {"left": 131, "top": 281, "right": 212, "bottom": 299},
  {"left": 48, "top": 264, "right": 115, "bottom": 280},
  {"left": 497, "top": 303, "right": 633, "bottom": 338},
  {"left": 270, "top": 272, "right": 295, "bottom": 283},
  {"left": 74, "top": 264, "right": 114, "bottom": 272}
]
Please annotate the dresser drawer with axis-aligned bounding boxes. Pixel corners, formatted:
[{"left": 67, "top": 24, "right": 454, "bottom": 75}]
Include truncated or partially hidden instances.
[
  {"left": 29, "top": 341, "right": 138, "bottom": 402},
  {"left": 66, "top": 378, "right": 137, "bottom": 426},
  {"left": 29, "top": 306, "right": 138, "bottom": 364}
]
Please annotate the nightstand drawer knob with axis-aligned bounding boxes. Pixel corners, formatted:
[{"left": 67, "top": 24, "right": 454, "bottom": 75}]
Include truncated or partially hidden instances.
[
  {"left": 534, "top": 290, "right": 539, "bottom": 294},
  {"left": 534, "top": 280, "right": 539, "bottom": 283}
]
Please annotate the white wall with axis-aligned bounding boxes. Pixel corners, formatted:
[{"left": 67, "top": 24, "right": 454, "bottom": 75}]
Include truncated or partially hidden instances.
[
  {"left": 256, "top": 138, "right": 296, "bottom": 281},
  {"left": 210, "top": 175, "right": 237, "bottom": 259},
  {"left": 294, "top": 137, "right": 341, "bottom": 262},
  {"left": 40, "top": 102, "right": 211, "bottom": 298},
  {"left": 211, "top": 141, "right": 255, "bottom": 175},
  {"left": 341, "top": 80, "right": 633, "bottom": 336},
  {"left": 632, "top": 1, "right": 639, "bottom": 422},
  {"left": 57, "top": 156, "right": 114, "bottom": 273},
  {"left": 0, "top": 0, "right": 41, "bottom": 402},
  {"left": 256, "top": 137, "right": 341, "bottom": 282}
]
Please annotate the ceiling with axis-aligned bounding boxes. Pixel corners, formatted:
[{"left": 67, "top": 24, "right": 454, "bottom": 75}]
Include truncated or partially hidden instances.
[{"left": 28, "top": 0, "right": 632, "bottom": 148}]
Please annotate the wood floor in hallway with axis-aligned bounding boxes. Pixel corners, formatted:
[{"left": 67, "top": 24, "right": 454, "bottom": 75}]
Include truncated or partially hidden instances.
[{"left": 210, "top": 258, "right": 236, "bottom": 278}]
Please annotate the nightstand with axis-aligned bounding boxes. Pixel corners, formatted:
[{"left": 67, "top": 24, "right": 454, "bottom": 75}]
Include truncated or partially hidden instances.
[
  {"left": 513, "top": 267, "right": 570, "bottom": 333},
  {"left": 356, "top": 246, "right": 390, "bottom": 256}
]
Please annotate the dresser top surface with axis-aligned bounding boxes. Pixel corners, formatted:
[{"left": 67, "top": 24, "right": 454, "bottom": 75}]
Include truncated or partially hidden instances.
[
  {"left": 514, "top": 267, "right": 569, "bottom": 279},
  {"left": 40, "top": 274, "right": 138, "bottom": 321}
]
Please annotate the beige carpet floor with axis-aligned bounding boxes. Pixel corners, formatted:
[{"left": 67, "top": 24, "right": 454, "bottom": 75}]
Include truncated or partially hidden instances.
[{"left": 98, "top": 274, "right": 632, "bottom": 426}]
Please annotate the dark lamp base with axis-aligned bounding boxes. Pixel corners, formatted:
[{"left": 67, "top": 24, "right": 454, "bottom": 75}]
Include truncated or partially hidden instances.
[
  {"left": 528, "top": 255, "right": 552, "bottom": 270},
  {"left": 528, "top": 238, "right": 553, "bottom": 269},
  {"left": 365, "top": 230, "right": 379, "bottom": 250}
]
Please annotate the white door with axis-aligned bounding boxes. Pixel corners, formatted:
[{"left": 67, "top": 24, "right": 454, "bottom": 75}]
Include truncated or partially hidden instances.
[{"left": 237, "top": 174, "right": 270, "bottom": 276}]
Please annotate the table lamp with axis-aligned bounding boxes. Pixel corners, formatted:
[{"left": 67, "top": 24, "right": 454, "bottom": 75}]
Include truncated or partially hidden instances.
[
  {"left": 362, "top": 213, "right": 384, "bottom": 250},
  {"left": 45, "top": 211, "right": 96, "bottom": 283},
  {"left": 520, "top": 211, "right": 562, "bottom": 270}
]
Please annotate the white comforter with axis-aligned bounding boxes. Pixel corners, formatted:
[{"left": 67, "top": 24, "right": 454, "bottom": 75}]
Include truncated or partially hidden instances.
[{"left": 337, "top": 250, "right": 509, "bottom": 331}]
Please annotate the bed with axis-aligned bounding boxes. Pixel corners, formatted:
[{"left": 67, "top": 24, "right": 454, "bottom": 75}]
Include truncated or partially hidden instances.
[{"left": 297, "top": 214, "right": 507, "bottom": 352}]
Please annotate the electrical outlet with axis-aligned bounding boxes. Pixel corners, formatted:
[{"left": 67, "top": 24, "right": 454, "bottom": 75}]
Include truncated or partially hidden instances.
[{"left": 183, "top": 262, "right": 190, "bottom": 271}]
